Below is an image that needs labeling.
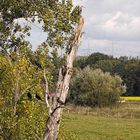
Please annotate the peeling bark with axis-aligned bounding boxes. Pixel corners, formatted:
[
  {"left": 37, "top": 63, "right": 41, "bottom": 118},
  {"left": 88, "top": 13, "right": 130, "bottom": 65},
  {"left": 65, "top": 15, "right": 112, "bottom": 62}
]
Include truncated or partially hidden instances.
[{"left": 44, "top": 16, "right": 84, "bottom": 140}]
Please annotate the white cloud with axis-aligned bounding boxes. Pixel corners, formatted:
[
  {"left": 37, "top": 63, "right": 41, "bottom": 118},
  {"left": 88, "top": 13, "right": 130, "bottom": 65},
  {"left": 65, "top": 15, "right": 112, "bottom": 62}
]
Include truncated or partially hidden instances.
[{"left": 73, "top": 0, "right": 140, "bottom": 57}]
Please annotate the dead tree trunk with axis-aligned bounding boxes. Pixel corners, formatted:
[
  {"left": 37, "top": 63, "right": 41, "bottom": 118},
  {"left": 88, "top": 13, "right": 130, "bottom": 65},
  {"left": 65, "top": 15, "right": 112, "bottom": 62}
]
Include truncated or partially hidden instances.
[{"left": 44, "top": 16, "right": 84, "bottom": 140}]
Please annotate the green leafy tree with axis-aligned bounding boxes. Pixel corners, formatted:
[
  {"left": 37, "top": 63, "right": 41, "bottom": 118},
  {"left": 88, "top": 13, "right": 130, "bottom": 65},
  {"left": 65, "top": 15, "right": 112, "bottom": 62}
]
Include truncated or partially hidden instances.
[
  {"left": 0, "top": 0, "right": 84, "bottom": 139},
  {"left": 85, "top": 52, "right": 111, "bottom": 67},
  {"left": 74, "top": 53, "right": 140, "bottom": 96},
  {"left": 69, "top": 67, "right": 126, "bottom": 107},
  {"left": 0, "top": 53, "right": 49, "bottom": 139},
  {"left": 93, "top": 58, "right": 140, "bottom": 96}
]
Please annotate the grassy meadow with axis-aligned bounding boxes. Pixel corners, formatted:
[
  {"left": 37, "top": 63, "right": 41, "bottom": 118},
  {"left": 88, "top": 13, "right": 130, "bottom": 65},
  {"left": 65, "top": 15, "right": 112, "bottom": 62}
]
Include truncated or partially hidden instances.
[{"left": 61, "top": 101, "right": 140, "bottom": 140}]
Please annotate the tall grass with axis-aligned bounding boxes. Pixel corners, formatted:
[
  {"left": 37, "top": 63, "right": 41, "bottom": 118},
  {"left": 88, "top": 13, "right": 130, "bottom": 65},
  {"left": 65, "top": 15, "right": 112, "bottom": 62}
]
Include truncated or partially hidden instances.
[
  {"left": 61, "top": 101, "right": 140, "bottom": 140},
  {"left": 65, "top": 101, "right": 140, "bottom": 119}
]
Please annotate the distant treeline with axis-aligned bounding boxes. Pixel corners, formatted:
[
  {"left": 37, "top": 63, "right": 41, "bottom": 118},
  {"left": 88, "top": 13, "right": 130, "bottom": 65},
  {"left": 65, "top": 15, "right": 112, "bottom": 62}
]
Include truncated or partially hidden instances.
[{"left": 74, "top": 53, "right": 140, "bottom": 96}]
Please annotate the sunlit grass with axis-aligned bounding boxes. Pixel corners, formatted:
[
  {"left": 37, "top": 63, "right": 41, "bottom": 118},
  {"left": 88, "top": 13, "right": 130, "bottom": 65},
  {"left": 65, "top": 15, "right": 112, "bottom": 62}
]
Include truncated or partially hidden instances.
[{"left": 61, "top": 102, "right": 140, "bottom": 140}]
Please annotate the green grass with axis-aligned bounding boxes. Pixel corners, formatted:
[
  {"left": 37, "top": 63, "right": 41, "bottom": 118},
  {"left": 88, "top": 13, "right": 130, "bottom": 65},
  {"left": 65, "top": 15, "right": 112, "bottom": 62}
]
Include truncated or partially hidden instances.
[
  {"left": 61, "top": 102, "right": 140, "bottom": 140},
  {"left": 121, "top": 96, "right": 140, "bottom": 101}
]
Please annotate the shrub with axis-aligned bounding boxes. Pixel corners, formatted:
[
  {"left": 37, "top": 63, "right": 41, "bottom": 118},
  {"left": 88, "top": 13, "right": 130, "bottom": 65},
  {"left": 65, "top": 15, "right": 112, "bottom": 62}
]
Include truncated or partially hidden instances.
[{"left": 69, "top": 67, "right": 126, "bottom": 107}]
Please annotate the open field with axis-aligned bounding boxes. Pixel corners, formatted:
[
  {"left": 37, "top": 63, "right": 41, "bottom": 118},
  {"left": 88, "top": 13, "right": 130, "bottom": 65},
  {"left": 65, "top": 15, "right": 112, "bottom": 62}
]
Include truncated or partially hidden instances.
[
  {"left": 62, "top": 101, "right": 140, "bottom": 140},
  {"left": 121, "top": 96, "right": 140, "bottom": 101}
]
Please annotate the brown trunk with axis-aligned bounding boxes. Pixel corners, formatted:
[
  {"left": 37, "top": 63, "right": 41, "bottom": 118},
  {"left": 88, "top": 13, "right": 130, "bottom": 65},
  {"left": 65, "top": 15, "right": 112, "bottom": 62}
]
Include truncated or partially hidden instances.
[{"left": 44, "top": 16, "right": 84, "bottom": 140}]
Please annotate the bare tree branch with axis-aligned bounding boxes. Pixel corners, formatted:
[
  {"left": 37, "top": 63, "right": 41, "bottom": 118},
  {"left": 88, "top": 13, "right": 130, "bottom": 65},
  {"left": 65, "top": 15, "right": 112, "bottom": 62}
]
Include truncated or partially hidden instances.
[{"left": 42, "top": 69, "right": 50, "bottom": 108}]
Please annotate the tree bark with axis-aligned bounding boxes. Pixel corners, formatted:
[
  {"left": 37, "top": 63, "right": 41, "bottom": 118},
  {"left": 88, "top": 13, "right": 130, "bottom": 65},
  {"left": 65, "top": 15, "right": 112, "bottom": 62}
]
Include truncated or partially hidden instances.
[{"left": 44, "top": 16, "right": 84, "bottom": 140}]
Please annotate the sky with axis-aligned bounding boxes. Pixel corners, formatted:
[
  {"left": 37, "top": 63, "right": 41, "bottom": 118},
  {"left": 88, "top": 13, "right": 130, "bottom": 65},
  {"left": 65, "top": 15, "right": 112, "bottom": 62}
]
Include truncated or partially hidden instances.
[
  {"left": 74, "top": 0, "right": 140, "bottom": 57},
  {"left": 29, "top": 0, "right": 140, "bottom": 57}
]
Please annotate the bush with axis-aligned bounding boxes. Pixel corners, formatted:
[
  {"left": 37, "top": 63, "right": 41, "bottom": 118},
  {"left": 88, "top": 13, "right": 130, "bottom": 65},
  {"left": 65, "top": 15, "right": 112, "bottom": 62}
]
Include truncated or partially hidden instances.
[
  {"left": 0, "top": 56, "right": 47, "bottom": 140},
  {"left": 0, "top": 56, "right": 78, "bottom": 140},
  {"left": 69, "top": 67, "right": 126, "bottom": 107}
]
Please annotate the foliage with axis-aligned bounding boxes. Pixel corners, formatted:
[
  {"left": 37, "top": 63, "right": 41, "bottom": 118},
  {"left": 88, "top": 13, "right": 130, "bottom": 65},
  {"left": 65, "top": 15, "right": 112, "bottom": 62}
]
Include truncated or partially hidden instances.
[
  {"left": 74, "top": 53, "right": 140, "bottom": 96},
  {"left": 0, "top": 40, "right": 76, "bottom": 140},
  {"left": 74, "top": 56, "right": 87, "bottom": 69},
  {"left": 85, "top": 52, "right": 111, "bottom": 67},
  {"left": 94, "top": 59, "right": 140, "bottom": 96},
  {"left": 0, "top": 0, "right": 82, "bottom": 139},
  {"left": 0, "top": 0, "right": 79, "bottom": 55},
  {"left": 74, "top": 53, "right": 112, "bottom": 69},
  {"left": 69, "top": 67, "right": 126, "bottom": 107},
  {"left": 0, "top": 54, "right": 48, "bottom": 140}
]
